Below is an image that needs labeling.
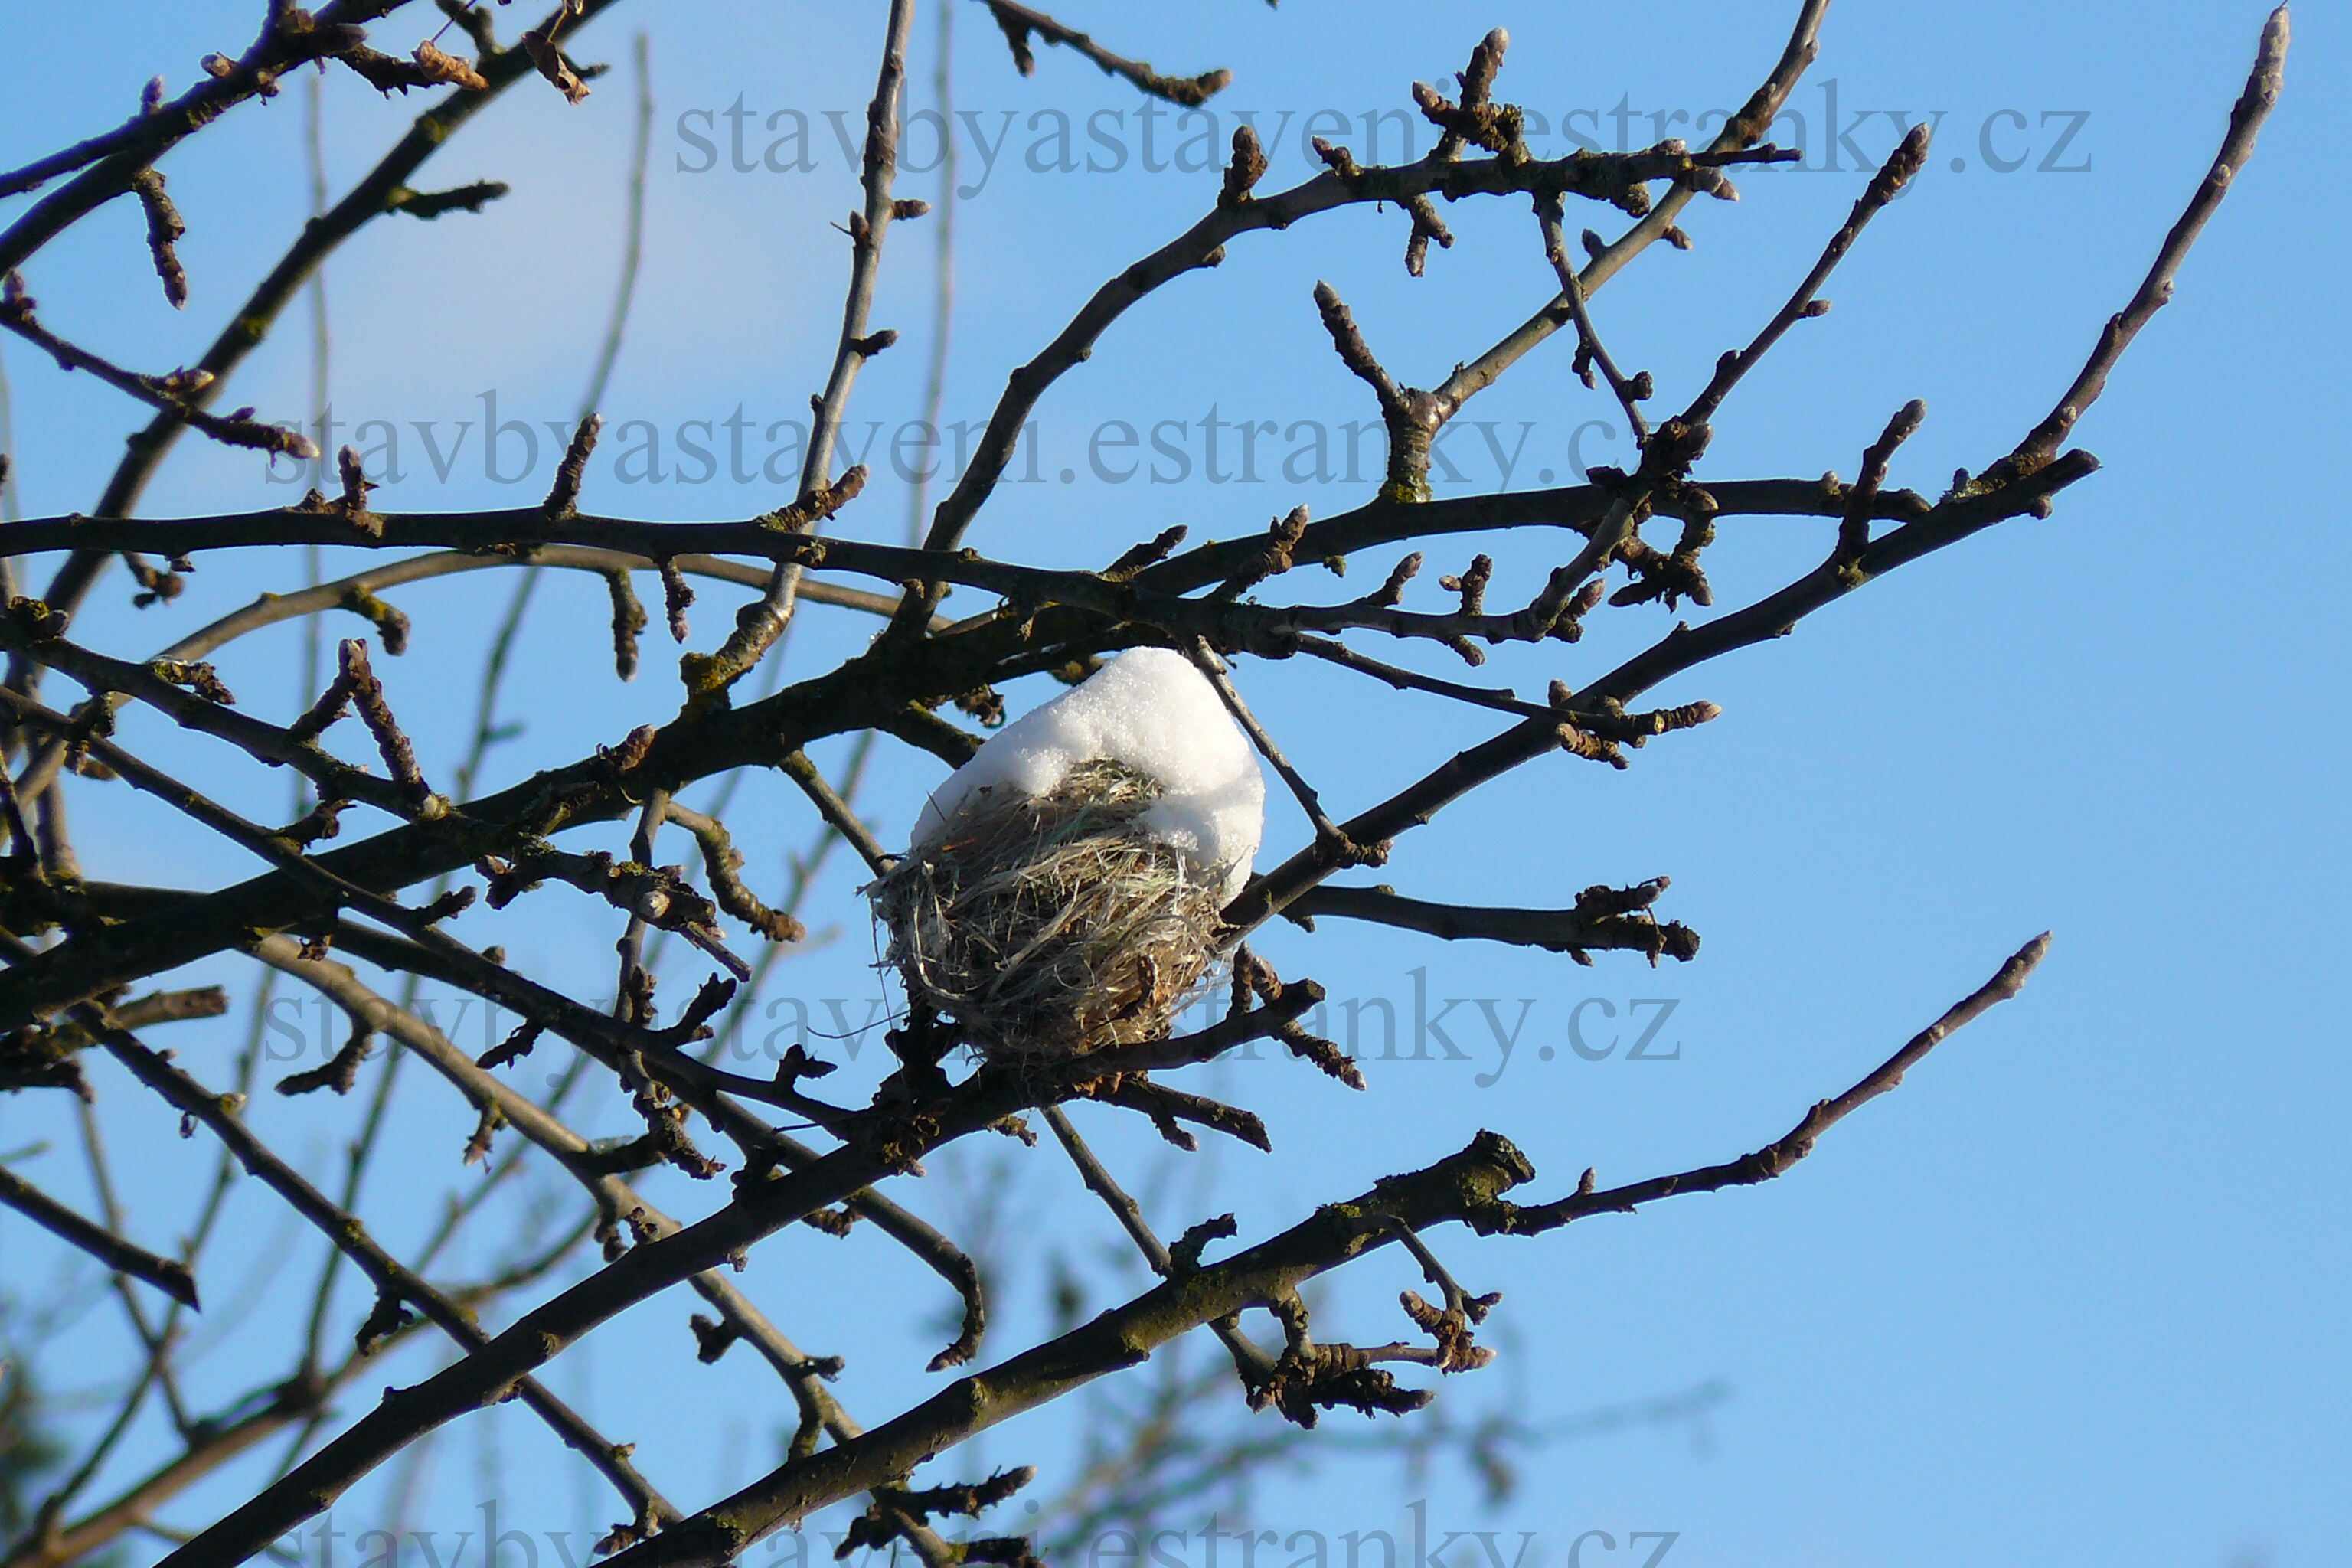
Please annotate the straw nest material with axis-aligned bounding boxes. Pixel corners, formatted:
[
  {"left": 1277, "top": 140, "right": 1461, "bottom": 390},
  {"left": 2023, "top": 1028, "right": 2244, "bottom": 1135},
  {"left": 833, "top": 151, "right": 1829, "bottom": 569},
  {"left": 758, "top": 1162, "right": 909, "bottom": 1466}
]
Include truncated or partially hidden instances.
[{"left": 871, "top": 759, "right": 1231, "bottom": 1060}]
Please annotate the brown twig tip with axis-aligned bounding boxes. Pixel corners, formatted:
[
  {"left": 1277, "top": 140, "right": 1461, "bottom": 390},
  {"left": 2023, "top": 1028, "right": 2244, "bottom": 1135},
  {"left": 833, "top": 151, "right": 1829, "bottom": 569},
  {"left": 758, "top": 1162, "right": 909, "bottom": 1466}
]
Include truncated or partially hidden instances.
[
  {"left": 129, "top": 168, "right": 188, "bottom": 308},
  {"left": 1835, "top": 399, "right": 1927, "bottom": 565},
  {"left": 990, "top": 5, "right": 1039, "bottom": 74},
  {"left": 337, "top": 639, "right": 436, "bottom": 808},
  {"left": 1311, "top": 282, "right": 1399, "bottom": 406},
  {"left": 1172, "top": 69, "right": 1232, "bottom": 106},
  {"left": 2259, "top": 6, "right": 2292, "bottom": 87},
  {"left": 1277, "top": 1020, "right": 1364, "bottom": 1089},
  {"left": 475, "top": 1018, "right": 544, "bottom": 1071},
  {"left": 336, "top": 583, "right": 410, "bottom": 655},
  {"left": 274, "top": 1020, "right": 373, "bottom": 1096},
  {"left": 658, "top": 559, "right": 694, "bottom": 642},
  {"left": 1674, "top": 109, "right": 1939, "bottom": 442},
  {"left": 1357, "top": 551, "right": 1421, "bottom": 609},
  {"left": 602, "top": 723, "right": 659, "bottom": 776},
  {"left": 281, "top": 797, "right": 346, "bottom": 848},
  {"left": 984, "top": 2, "right": 1230, "bottom": 106},
  {"left": 1439, "top": 554, "right": 1492, "bottom": 615},
  {"left": 1104, "top": 524, "right": 1187, "bottom": 580},
  {"left": 351, "top": 1289, "right": 416, "bottom": 1357},
  {"left": 1401, "top": 193, "right": 1455, "bottom": 276},
  {"left": 1312, "top": 135, "right": 1364, "bottom": 181},
  {"left": 605, "top": 570, "right": 648, "bottom": 681},
  {"left": 1865, "top": 119, "right": 1933, "bottom": 206},
  {"left": 1220, "top": 125, "right": 1269, "bottom": 208},
  {"left": 1405, "top": 27, "right": 1527, "bottom": 235},
  {"left": 332, "top": 443, "right": 386, "bottom": 540},
  {"left": 125, "top": 551, "right": 185, "bottom": 608},
  {"left": 1214, "top": 505, "right": 1309, "bottom": 599},
  {"left": 251, "top": 417, "right": 319, "bottom": 461},
  {"left": 852, "top": 1465, "right": 1037, "bottom": 1548},
  {"left": 546, "top": 413, "right": 602, "bottom": 518},
  {"left": 386, "top": 180, "right": 510, "bottom": 220},
  {"left": 335, "top": 443, "right": 370, "bottom": 510},
  {"left": 688, "top": 1312, "right": 741, "bottom": 1365},
  {"left": 1468, "top": 27, "right": 1510, "bottom": 91},
  {"left": 339, "top": 46, "right": 449, "bottom": 95},
  {"left": 150, "top": 657, "right": 234, "bottom": 705},
  {"left": 762, "top": 463, "right": 868, "bottom": 531},
  {"left": 1554, "top": 724, "right": 1628, "bottom": 769}
]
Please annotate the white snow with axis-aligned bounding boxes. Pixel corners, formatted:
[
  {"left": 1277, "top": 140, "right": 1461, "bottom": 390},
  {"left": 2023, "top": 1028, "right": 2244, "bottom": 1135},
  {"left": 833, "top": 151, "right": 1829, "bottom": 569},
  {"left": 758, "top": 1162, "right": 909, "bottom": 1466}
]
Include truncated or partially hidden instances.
[{"left": 910, "top": 648, "right": 1266, "bottom": 899}]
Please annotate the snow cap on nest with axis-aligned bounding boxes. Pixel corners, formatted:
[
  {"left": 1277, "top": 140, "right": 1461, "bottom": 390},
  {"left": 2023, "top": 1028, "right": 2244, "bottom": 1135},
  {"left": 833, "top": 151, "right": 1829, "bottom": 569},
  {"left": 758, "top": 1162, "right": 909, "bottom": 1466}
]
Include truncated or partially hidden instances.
[{"left": 913, "top": 648, "right": 1266, "bottom": 899}]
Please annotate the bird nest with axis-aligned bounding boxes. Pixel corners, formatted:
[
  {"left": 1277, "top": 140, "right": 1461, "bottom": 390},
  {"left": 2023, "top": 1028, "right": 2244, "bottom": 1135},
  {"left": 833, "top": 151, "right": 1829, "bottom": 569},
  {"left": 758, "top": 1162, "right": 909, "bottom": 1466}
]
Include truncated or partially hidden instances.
[{"left": 871, "top": 760, "right": 1231, "bottom": 1060}]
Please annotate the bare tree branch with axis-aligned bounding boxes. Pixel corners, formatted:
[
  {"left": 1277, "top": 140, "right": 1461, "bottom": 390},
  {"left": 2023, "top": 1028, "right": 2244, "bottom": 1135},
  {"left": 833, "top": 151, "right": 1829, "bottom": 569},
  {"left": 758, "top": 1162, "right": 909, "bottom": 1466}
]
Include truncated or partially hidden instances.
[
  {"left": 0, "top": 1163, "right": 198, "bottom": 1311},
  {"left": 0, "top": 7, "right": 2282, "bottom": 1563}
]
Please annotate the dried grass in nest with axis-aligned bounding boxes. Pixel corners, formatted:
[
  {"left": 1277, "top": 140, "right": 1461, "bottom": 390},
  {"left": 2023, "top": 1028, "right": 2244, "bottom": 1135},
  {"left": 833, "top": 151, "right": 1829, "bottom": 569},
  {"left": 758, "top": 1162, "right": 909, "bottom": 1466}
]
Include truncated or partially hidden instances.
[{"left": 871, "top": 760, "right": 1230, "bottom": 1060}]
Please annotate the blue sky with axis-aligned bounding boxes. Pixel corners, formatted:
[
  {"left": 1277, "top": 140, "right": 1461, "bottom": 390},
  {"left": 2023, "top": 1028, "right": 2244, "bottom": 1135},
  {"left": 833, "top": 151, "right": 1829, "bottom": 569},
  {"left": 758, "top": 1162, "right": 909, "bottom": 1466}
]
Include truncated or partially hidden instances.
[{"left": 1, "top": 4, "right": 2345, "bottom": 1567}]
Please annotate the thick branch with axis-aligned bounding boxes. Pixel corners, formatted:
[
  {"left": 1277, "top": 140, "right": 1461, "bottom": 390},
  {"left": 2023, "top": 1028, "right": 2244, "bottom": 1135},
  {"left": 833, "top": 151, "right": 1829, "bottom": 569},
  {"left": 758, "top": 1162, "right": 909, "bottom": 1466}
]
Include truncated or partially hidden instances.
[{"left": 599, "top": 1132, "right": 1540, "bottom": 1568}]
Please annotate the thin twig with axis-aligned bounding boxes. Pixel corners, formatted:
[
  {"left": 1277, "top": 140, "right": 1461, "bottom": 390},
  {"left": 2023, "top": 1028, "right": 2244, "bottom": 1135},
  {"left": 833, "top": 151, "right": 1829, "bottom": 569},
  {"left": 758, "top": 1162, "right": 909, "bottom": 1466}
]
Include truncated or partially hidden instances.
[
  {"left": 1483, "top": 934, "right": 2053, "bottom": 1232},
  {"left": 1185, "top": 639, "right": 1361, "bottom": 861},
  {"left": 781, "top": 750, "right": 893, "bottom": 877},
  {"left": 1042, "top": 1105, "right": 1273, "bottom": 1387},
  {"left": 978, "top": 1, "right": 1230, "bottom": 105},
  {"left": 0, "top": 1163, "right": 199, "bottom": 1308},
  {"left": 1982, "top": 6, "right": 2286, "bottom": 488}
]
